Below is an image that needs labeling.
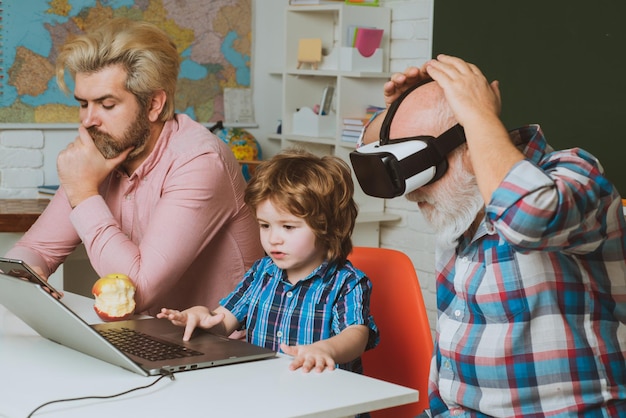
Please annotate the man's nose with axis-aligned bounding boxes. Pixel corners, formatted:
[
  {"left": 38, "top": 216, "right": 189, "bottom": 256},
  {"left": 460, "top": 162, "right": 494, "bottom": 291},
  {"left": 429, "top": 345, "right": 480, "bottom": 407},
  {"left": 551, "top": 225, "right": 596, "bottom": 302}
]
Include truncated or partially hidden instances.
[{"left": 80, "top": 105, "right": 100, "bottom": 128}]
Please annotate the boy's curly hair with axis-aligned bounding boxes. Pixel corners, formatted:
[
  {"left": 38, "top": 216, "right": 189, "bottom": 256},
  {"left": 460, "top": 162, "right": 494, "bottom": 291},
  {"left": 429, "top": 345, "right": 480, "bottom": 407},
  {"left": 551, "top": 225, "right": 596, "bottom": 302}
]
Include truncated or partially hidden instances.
[{"left": 244, "top": 148, "right": 358, "bottom": 265}]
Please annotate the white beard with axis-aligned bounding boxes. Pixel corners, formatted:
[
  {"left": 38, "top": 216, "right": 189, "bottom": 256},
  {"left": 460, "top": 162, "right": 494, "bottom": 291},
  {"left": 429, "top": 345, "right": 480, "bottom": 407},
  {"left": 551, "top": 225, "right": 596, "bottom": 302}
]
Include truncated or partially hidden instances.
[{"left": 407, "top": 154, "right": 484, "bottom": 250}]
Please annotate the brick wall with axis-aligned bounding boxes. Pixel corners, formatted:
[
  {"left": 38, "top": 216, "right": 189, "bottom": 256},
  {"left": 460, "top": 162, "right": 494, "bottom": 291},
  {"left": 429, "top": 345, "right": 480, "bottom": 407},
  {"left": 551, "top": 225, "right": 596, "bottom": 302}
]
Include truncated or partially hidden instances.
[
  {"left": 0, "top": 128, "right": 73, "bottom": 199},
  {"left": 380, "top": 0, "right": 437, "bottom": 335},
  {"left": 0, "top": 130, "right": 45, "bottom": 198},
  {"left": 386, "top": 0, "right": 433, "bottom": 72}
]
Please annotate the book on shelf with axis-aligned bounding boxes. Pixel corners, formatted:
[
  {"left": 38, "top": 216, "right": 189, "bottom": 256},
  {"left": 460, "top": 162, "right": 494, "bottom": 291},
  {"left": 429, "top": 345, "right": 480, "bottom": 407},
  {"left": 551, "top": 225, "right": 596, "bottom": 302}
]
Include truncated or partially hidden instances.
[
  {"left": 290, "top": 0, "right": 343, "bottom": 4},
  {"left": 344, "top": 0, "right": 379, "bottom": 6},
  {"left": 343, "top": 116, "right": 370, "bottom": 126},
  {"left": 342, "top": 124, "right": 364, "bottom": 132},
  {"left": 366, "top": 105, "right": 385, "bottom": 115},
  {"left": 341, "top": 133, "right": 361, "bottom": 143},
  {"left": 38, "top": 184, "right": 59, "bottom": 196},
  {"left": 342, "top": 105, "right": 383, "bottom": 128},
  {"left": 354, "top": 27, "right": 384, "bottom": 57},
  {"left": 347, "top": 25, "right": 373, "bottom": 47},
  {"left": 341, "top": 129, "right": 362, "bottom": 137}
]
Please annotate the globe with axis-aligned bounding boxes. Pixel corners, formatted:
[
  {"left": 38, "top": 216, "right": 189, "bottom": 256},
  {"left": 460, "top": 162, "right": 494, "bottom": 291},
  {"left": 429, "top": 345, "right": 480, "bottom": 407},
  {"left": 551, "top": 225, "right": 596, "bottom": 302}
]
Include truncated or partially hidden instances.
[{"left": 212, "top": 125, "right": 262, "bottom": 181}]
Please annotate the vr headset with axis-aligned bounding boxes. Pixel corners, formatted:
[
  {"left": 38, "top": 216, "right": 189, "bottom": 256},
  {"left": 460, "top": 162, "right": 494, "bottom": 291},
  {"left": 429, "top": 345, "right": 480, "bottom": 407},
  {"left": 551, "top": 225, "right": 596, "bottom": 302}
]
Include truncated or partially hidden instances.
[{"left": 349, "top": 79, "right": 466, "bottom": 199}]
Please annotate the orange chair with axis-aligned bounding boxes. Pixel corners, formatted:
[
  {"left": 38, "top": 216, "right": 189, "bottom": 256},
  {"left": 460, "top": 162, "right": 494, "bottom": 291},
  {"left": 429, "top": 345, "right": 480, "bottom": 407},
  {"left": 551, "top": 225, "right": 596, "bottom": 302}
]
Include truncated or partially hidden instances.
[{"left": 349, "top": 246, "right": 434, "bottom": 417}]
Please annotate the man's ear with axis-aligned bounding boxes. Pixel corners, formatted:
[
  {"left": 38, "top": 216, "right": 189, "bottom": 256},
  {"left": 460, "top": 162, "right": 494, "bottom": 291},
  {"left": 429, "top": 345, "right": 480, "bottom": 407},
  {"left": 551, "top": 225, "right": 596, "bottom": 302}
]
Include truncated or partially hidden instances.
[
  {"left": 462, "top": 145, "right": 474, "bottom": 175},
  {"left": 148, "top": 90, "right": 167, "bottom": 122}
]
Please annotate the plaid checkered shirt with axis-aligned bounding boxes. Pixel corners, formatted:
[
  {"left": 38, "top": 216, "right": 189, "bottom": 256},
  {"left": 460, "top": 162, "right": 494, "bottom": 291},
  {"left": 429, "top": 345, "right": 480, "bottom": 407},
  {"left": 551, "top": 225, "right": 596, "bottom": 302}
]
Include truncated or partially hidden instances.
[
  {"left": 429, "top": 125, "right": 626, "bottom": 417},
  {"left": 221, "top": 257, "right": 379, "bottom": 373}
]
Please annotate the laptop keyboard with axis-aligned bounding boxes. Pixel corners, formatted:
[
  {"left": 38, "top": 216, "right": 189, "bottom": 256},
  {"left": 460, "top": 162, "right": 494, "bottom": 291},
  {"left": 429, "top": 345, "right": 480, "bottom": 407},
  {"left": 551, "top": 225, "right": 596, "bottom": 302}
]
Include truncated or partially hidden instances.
[{"left": 98, "top": 327, "right": 203, "bottom": 362}]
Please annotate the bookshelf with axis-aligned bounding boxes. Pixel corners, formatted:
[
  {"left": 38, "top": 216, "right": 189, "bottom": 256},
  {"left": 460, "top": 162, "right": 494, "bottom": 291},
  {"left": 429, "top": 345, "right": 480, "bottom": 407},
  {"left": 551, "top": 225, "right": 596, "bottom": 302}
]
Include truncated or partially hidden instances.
[{"left": 274, "top": 3, "right": 398, "bottom": 246}]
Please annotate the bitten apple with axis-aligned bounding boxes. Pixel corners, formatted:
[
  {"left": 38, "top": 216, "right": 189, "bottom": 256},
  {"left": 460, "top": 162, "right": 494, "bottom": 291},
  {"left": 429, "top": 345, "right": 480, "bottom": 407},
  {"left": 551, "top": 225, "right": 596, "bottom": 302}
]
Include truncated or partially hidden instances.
[{"left": 92, "top": 273, "right": 136, "bottom": 321}]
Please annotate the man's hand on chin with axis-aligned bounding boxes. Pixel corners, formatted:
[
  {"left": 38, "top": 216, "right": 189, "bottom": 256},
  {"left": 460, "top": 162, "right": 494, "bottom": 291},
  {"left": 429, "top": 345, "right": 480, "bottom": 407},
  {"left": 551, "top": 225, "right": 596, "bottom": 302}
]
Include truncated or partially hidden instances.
[{"left": 57, "top": 126, "right": 131, "bottom": 208}]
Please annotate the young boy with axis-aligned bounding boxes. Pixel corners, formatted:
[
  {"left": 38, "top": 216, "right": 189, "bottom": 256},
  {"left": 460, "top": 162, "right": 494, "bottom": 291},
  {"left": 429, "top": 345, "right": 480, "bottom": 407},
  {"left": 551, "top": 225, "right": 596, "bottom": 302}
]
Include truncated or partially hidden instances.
[{"left": 158, "top": 149, "right": 379, "bottom": 373}]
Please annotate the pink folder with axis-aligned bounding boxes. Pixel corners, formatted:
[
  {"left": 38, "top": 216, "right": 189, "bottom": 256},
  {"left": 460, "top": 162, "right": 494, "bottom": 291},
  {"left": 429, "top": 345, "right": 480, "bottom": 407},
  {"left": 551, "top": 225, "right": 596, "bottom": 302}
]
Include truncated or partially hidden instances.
[{"left": 354, "top": 28, "right": 384, "bottom": 58}]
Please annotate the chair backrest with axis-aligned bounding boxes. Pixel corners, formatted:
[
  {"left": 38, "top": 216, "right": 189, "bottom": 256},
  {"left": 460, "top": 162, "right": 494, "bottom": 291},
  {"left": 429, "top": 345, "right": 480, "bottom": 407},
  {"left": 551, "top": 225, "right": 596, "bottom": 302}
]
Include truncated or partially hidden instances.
[{"left": 349, "top": 246, "right": 433, "bottom": 417}]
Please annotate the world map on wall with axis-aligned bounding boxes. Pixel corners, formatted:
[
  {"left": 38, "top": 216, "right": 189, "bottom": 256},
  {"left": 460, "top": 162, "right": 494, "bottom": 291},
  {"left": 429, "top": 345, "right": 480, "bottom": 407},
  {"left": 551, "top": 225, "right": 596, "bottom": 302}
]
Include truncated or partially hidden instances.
[{"left": 0, "top": 0, "right": 251, "bottom": 124}]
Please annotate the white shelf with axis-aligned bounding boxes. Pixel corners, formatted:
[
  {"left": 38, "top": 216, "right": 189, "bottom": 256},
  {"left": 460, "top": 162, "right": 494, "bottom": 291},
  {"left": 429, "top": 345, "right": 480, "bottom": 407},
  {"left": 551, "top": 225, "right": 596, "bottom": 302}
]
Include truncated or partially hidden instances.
[
  {"left": 285, "top": 69, "right": 392, "bottom": 78},
  {"left": 287, "top": 4, "right": 344, "bottom": 12},
  {"left": 282, "top": 134, "right": 336, "bottom": 145},
  {"left": 278, "top": 3, "right": 391, "bottom": 247},
  {"left": 339, "top": 140, "right": 359, "bottom": 149},
  {"left": 356, "top": 212, "right": 401, "bottom": 224}
]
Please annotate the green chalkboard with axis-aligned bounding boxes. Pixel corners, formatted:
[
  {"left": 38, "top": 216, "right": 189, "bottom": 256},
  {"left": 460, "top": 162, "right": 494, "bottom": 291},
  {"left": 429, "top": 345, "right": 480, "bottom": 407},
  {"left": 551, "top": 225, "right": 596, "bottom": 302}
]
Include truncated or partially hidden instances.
[{"left": 433, "top": 1, "right": 626, "bottom": 195}]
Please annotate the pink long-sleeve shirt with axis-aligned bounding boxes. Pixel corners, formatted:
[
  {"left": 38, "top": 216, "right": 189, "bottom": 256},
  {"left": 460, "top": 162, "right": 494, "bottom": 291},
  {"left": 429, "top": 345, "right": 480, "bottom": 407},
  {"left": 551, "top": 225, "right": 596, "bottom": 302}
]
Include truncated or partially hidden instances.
[{"left": 7, "top": 114, "right": 264, "bottom": 316}]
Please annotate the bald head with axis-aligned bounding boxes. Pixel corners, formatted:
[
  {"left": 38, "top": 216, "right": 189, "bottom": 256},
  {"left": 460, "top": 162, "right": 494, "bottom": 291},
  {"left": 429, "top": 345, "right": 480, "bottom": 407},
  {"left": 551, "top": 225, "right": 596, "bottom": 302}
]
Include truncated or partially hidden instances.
[{"left": 362, "top": 81, "right": 455, "bottom": 146}]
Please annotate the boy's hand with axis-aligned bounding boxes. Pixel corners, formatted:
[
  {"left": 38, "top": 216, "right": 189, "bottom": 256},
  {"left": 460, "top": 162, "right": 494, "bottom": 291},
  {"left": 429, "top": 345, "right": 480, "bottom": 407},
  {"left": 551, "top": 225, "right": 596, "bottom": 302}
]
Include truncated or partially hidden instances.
[
  {"left": 280, "top": 343, "right": 336, "bottom": 373},
  {"left": 157, "top": 306, "right": 224, "bottom": 341}
]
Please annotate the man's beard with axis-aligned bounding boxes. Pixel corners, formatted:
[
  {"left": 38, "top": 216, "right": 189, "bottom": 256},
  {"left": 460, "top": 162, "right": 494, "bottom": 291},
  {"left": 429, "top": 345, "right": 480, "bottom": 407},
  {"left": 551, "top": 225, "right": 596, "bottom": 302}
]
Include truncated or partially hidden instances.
[
  {"left": 88, "top": 107, "right": 151, "bottom": 161},
  {"left": 406, "top": 154, "right": 484, "bottom": 250}
]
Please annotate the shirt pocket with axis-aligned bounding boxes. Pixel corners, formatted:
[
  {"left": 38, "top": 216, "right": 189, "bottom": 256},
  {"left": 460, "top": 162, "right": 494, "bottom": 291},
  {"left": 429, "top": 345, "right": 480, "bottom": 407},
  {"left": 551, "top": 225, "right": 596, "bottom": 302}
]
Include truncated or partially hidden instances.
[{"left": 466, "top": 245, "right": 529, "bottom": 323}]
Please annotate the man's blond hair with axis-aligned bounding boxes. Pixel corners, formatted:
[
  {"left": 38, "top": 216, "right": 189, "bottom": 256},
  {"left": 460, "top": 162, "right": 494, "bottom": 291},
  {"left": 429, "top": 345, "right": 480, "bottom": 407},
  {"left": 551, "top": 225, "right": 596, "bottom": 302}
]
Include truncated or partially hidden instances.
[{"left": 56, "top": 18, "right": 180, "bottom": 121}]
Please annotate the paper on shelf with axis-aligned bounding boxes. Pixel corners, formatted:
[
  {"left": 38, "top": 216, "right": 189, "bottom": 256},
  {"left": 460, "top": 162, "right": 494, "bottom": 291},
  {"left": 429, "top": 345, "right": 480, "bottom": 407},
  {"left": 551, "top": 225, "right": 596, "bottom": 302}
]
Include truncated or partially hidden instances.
[{"left": 224, "top": 88, "right": 256, "bottom": 124}]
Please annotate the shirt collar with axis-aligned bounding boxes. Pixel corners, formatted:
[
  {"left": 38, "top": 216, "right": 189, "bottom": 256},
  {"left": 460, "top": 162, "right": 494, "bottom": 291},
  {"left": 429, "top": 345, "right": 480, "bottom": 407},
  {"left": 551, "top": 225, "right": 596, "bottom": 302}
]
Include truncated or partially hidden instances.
[
  {"left": 266, "top": 258, "right": 336, "bottom": 285},
  {"left": 457, "top": 124, "right": 548, "bottom": 250},
  {"left": 510, "top": 124, "right": 553, "bottom": 164}
]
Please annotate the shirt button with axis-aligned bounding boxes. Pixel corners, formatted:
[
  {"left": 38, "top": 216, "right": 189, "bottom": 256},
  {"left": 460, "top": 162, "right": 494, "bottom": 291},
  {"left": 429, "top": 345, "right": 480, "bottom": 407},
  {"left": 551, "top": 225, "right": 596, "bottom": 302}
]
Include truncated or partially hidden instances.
[
  {"left": 125, "top": 194, "right": 132, "bottom": 200},
  {"left": 276, "top": 331, "right": 283, "bottom": 338},
  {"left": 454, "top": 309, "right": 462, "bottom": 317},
  {"left": 286, "top": 291, "right": 293, "bottom": 298}
]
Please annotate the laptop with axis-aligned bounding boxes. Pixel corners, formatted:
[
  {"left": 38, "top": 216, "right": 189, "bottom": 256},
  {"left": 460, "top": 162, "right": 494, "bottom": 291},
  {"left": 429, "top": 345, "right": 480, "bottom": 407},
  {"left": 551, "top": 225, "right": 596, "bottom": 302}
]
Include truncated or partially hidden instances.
[{"left": 0, "top": 273, "right": 276, "bottom": 377}]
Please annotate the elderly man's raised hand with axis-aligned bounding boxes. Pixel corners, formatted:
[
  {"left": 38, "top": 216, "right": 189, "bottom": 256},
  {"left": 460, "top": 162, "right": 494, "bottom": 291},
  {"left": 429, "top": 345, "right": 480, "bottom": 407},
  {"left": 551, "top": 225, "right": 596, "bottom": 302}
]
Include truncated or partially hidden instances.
[
  {"left": 383, "top": 66, "right": 430, "bottom": 106},
  {"left": 424, "top": 54, "right": 502, "bottom": 128}
]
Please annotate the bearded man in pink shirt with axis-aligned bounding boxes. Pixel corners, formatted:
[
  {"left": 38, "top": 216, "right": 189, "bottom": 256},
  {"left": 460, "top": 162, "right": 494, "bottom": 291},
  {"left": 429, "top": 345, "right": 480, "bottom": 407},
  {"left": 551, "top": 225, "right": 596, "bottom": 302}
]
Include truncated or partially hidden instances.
[{"left": 5, "top": 18, "right": 264, "bottom": 316}]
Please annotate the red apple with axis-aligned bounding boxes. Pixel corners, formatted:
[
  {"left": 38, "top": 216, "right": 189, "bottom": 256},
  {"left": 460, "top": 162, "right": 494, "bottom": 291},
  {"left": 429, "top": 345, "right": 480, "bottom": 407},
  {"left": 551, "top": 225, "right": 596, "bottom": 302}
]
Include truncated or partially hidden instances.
[{"left": 92, "top": 273, "right": 136, "bottom": 322}]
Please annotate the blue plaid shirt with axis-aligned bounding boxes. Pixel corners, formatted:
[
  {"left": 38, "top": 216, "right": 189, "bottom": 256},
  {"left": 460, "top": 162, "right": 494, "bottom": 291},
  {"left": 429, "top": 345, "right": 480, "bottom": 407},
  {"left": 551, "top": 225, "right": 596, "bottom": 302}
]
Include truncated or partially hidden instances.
[
  {"left": 220, "top": 257, "right": 379, "bottom": 373},
  {"left": 430, "top": 125, "right": 626, "bottom": 417}
]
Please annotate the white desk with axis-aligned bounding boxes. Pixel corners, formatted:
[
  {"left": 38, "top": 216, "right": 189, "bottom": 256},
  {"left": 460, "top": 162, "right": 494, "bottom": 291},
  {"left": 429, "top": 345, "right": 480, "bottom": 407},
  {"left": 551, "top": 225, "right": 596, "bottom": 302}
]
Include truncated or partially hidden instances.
[{"left": 0, "top": 293, "right": 418, "bottom": 418}]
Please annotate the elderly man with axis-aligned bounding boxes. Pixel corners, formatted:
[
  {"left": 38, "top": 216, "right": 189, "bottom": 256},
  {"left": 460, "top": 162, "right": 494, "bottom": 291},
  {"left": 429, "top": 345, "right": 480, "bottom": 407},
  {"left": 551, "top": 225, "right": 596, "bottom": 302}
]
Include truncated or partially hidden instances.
[{"left": 355, "top": 54, "right": 626, "bottom": 417}]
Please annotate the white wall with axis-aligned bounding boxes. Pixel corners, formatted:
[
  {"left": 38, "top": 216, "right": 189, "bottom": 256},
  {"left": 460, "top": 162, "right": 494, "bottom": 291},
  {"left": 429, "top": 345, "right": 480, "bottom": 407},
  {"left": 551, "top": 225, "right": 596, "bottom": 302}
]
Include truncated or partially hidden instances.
[
  {"left": 0, "top": 0, "right": 438, "bottom": 335},
  {"left": 365, "top": 0, "right": 438, "bottom": 334},
  {"left": 249, "top": 0, "right": 438, "bottom": 333}
]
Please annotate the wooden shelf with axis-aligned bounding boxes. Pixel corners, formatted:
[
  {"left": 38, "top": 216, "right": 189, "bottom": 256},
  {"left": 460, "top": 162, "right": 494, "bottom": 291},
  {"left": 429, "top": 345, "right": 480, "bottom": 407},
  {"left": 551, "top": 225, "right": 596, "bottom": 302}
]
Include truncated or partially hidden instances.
[{"left": 0, "top": 199, "right": 49, "bottom": 232}]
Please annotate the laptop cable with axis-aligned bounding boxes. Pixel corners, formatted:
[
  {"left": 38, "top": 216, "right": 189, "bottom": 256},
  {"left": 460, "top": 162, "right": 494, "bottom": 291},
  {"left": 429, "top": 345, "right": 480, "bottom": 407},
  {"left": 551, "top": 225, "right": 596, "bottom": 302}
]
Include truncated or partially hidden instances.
[{"left": 25, "top": 369, "right": 175, "bottom": 417}]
